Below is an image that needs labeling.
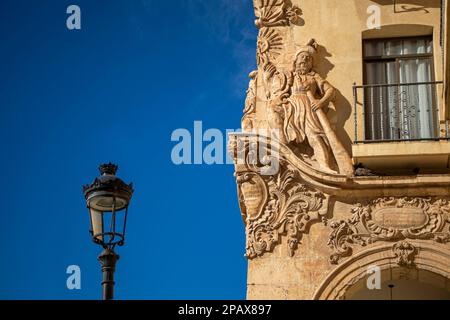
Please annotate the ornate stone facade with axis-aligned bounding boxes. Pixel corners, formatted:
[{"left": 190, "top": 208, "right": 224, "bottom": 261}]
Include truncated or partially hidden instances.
[{"left": 230, "top": 0, "right": 450, "bottom": 300}]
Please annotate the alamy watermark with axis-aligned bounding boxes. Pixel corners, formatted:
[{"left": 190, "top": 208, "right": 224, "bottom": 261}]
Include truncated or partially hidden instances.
[
  {"left": 66, "top": 5, "right": 81, "bottom": 30},
  {"left": 366, "top": 265, "right": 381, "bottom": 290},
  {"left": 66, "top": 265, "right": 81, "bottom": 290},
  {"left": 170, "top": 121, "right": 280, "bottom": 175},
  {"left": 366, "top": 5, "right": 381, "bottom": 30}
]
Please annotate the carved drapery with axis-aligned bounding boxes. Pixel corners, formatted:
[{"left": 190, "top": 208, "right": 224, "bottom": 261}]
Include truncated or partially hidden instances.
[{"left": 328, "top": 197, "right": 450, "bottom": 264}]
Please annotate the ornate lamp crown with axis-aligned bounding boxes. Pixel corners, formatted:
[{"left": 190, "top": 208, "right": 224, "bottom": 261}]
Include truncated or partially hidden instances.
[
  {"left": 82, "top": 163, "right": 133, "bottom": 201},
  {"left": 99, "top": 163, "right": 118, "bottom": 175}
]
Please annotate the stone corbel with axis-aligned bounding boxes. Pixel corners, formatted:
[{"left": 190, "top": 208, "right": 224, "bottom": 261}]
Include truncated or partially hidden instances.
[{"left": 229, "top": 133, "right": 328, "bottom": 258}]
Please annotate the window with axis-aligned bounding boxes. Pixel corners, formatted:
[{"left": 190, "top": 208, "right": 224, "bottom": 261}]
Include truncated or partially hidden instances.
[{"left": 363, "top": 36, "right": 438, "bottom": 141}]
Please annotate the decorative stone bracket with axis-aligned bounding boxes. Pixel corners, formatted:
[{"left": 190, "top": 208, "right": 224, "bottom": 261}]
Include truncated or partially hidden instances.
[{"left": 229, "top": 133, "right": 328, "bottom": 258}]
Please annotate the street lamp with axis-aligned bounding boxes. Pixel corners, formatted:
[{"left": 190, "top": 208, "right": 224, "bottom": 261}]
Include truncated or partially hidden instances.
[{"left": 83, "top": 163, "right": 134, "bottom": 300}]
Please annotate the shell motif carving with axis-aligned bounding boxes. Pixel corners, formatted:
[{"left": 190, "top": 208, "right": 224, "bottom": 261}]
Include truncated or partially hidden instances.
[{"left": 254, "top": 0, "right": 302, "bottom": 28}]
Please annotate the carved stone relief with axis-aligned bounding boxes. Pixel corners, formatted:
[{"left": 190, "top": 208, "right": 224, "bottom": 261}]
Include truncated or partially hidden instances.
[
  {"left": 256, "top": 28, "right": 283, "bottom": 70},
  {"left": 259, "top": 38, "right": 354, "bottom": 176},
  {"left": 237, "top": 167, "right": 327, "bottom": 258},
  {"left": 243, "top": 1, "right": 353, "bottom": 176},
  {"left": 229, "top": 134, "right": 328, "bottom": 258},
  {"left": 328, "top": 197, "right": 450, "bottom": 264},
  {"left": 392, "top": 241, "right": 417, "bottom": 267}
]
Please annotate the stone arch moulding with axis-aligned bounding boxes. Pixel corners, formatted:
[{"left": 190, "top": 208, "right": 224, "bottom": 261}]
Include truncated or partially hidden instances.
[{"left": 313, "top": 241, "right": 450, "bottom": 300}]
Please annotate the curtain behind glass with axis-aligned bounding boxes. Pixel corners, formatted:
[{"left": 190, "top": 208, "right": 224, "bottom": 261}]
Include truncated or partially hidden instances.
[
  {"left": 399, "top": 58, "right": 434, "bottom": 139},
  {"left": 364, "top": 38, "right": 432, "bottom": 57},
  {"left": 364, "top": 61, "right": 397, "bottom": 140}
]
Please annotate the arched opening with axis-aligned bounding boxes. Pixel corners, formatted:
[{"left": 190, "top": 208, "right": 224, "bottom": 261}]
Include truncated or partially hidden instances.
[
  {"left": 313, "top": 242, "right": 450, "bottom": 300},
  {"left": 344, "top": 267, "right": 450, "bottom": 300}
]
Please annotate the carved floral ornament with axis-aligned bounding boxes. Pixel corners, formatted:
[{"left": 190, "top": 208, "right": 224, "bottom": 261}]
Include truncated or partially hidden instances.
[{"left": 328, "top": 197, "right": 450, "bottom": 265}]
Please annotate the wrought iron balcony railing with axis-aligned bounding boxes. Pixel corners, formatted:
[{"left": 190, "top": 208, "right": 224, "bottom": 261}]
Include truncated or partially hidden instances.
[{"left": 352, "top": 81, "right": 445, "bottom": 143}]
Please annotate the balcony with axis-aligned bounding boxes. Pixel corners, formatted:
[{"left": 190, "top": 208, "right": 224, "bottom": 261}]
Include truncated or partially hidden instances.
[{"left": 351, "top": 81, "right": 450, "bottom": 172}]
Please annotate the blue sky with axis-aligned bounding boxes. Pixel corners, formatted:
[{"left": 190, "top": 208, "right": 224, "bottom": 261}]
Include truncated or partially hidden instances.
[{"left": 0, "top": 0, "right": 256, "bottom": 299}]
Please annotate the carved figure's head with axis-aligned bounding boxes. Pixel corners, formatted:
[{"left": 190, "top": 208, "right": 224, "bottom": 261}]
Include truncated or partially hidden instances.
[{"left": 293, "top": 38, "right": 318, "bottom": 75}]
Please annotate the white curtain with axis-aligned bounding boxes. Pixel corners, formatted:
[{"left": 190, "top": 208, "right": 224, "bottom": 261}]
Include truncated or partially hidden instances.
[{"left": 399, "top": 58, "right": 434, "bottom": 139}]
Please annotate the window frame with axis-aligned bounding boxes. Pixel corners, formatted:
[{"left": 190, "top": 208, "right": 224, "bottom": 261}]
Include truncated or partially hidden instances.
[{"left": 361, "top": 35, "right": 438, "bottom": 141}]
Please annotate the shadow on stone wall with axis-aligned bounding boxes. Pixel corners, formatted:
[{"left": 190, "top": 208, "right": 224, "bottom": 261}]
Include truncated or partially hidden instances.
[
  {"left": 371, "top": 0, "right": 440, "bottom": 13},
  {"left": 315, "top": 44, "right": 353, "bottom": 155}
]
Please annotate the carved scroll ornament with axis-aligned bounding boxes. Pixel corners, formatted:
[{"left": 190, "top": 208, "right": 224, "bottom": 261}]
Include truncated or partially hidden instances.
[
  {"left": 237, "top": 168, "right": 327, "bottom": 258},
  {"left": 230, "top": 135, "right": 328, "bottom": 258},
  {"left": 328, "top": 197, "right": 450, "bottom": 264}
]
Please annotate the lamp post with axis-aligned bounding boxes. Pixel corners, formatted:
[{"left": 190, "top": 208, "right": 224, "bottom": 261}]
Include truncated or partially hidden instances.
[{"left": 83, "top": 163, "right": 133, "bottom": 300}]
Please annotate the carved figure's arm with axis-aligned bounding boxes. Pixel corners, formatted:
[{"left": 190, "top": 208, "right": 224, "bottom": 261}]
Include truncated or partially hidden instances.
[
  {"left": 320, "top": 81, "right": 336, "bottom": 106},
  {"left": 311, "top": 75, "right": 336, "bottom": 112}
]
